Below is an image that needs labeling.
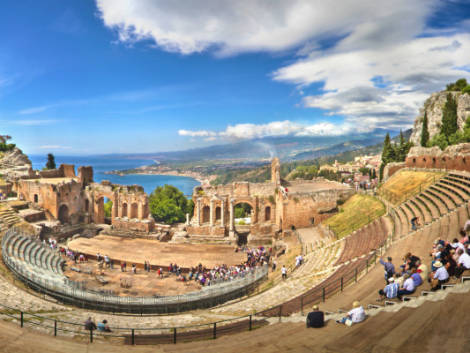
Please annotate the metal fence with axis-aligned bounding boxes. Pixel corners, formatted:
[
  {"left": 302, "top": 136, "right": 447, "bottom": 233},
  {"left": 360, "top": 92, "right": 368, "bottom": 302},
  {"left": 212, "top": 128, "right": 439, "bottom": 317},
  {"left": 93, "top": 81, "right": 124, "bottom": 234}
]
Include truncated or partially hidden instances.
[{"left": 2, "top": 228, "right": 269, "bottom": 314}]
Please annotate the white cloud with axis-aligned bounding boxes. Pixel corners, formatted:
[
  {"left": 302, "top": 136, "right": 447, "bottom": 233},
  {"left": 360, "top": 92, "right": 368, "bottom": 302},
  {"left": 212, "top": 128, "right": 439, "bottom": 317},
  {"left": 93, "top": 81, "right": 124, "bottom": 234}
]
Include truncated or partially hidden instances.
[
  {"left": 179, "top": 120, "right": 358, "bottom": 140},
  {"left": 95, "top": 0, "right": 433, "bottom": 56},
  {"left": 178, "top": 129, "right": 217, "bottom": 137},
  {"left": 12, "top": 119, "right": 61, "bottom": 126},
  {"left": 273, "top": 33, "right": 470, "bottom": 131}
]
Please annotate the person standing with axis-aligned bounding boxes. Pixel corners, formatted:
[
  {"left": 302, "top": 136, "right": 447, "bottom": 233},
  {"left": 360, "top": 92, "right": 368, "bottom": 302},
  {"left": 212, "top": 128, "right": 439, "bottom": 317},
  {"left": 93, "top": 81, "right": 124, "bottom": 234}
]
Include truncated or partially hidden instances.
[{"left": 281, "top": 265, "right": 287, "bottom": 280}]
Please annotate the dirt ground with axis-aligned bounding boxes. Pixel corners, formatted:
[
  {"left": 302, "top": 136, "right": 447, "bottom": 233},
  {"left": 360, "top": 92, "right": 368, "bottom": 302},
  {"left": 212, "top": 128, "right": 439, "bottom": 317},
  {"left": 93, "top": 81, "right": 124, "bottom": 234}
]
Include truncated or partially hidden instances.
[
  {"left": 64, "top": 259, "right": 201, "bottom": 296},
  {"left": 67, "top": 235, "right": 247, "bottom": 269}
]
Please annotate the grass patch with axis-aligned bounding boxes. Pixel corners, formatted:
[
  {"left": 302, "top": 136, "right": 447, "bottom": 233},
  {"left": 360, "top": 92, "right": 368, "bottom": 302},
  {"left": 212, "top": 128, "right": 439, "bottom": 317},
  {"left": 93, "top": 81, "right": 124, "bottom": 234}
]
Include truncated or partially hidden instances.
[
  {"left": 380, "top": 170, "right": 445, "bottom": 205},
  {"left": 323, "top": 194, "right": 385, "bottom": 239}
]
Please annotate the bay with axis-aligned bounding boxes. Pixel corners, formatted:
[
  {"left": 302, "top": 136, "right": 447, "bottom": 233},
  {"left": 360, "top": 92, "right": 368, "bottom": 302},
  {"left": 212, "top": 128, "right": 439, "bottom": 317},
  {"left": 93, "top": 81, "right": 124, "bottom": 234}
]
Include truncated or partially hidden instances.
[{"left": 29, "top": 155, "right": 199, "bottom": 196}]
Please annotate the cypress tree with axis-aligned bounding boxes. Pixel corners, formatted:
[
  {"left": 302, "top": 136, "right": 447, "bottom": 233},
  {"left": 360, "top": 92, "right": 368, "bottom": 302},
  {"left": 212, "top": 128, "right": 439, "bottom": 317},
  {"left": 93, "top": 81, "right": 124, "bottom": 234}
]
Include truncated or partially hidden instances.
[
  {"left": 441, "top": 93, "right": 458, "bottom": 138},
  {"left": 46, "top": 153, "right": 56, "bottom": 170},
  {"left": 381, "top": 133, "right": 395, "bottom": 164},
  {"left": 420, "top": 111, "right": 430, "bottom": 147}
]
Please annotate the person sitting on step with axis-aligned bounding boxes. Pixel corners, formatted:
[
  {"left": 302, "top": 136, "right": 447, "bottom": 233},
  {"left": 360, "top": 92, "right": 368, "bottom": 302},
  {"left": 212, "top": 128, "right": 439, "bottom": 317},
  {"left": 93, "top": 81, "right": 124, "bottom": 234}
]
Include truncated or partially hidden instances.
[
  {"left": 306, "top": 305, "right": 324, "bottom": 328},
  {"left": 378, "top": 276, "right": 399, "bottom": 301},
  {"left": 397, "top": 273, "right": 415, "bottom": 300},
  {"left": 430, "top": 260, "right": 449, "bottom": 291},
  {"left": 336, "top": 301, "right": 366, "bottom": 326}
]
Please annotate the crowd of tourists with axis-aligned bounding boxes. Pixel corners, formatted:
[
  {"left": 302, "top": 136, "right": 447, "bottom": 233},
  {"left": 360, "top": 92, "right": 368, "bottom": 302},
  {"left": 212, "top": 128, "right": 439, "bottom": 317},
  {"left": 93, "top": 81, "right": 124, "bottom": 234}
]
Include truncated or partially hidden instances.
[
  {"left": 178, "top": 246, "right": 271, "bottom": 286},
  {"left": 377, "top": 228, "right": 470, "bottom": 302}
]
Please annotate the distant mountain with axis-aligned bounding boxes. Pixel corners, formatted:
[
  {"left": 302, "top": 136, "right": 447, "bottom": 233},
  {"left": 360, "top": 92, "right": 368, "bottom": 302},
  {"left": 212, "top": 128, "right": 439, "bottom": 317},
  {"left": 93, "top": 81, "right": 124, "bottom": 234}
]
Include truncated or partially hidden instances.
[{"left": 116, "top": 128, "right": 399, "bottom": 163}]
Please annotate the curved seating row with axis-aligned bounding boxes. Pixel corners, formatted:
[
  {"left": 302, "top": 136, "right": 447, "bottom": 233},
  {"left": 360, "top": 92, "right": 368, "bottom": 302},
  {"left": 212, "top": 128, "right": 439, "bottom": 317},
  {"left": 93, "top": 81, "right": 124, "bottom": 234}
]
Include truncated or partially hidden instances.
[
  {"left": 390, "top": 172, "right": 470, "bottom": 239},
  {"left": 3, "top": 233, "right": 64, "bottom": 276}
]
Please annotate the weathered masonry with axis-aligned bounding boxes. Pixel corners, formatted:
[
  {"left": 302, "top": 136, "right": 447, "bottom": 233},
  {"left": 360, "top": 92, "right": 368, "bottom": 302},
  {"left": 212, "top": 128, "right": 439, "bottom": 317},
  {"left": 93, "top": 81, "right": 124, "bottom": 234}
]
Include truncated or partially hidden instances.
[
  {"left": 15, "top": 164, "right": 154, "bottom": 232},
  {"left": 187, "top": 158, "right": 353, "bottom": 244}
]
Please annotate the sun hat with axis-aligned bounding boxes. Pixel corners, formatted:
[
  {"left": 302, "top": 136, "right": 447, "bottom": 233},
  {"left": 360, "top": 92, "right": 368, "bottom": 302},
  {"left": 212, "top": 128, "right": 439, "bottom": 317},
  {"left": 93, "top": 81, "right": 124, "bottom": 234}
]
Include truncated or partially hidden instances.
[
  {"left": 434, "top": 261, "right": 443, "bottom": 268},
  {"left": 388, "top": 277, "right": 395, "bottom": 282},
  {"left": 353, "top": 301, "right": 360, "bottom": 308},
  {"left": 312, "top": 305, "right": 319, "bottom": 310}
]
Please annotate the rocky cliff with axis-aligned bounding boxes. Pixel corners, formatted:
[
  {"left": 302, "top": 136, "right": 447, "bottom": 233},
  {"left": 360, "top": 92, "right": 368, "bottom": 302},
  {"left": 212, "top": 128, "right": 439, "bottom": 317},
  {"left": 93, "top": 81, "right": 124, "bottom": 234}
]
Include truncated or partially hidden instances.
[
  {"left": 0, "top": 147, "right": 33, "bottom": 180},
  {"left": 410, "top": 91, "right": 470, "bottom": 146}
]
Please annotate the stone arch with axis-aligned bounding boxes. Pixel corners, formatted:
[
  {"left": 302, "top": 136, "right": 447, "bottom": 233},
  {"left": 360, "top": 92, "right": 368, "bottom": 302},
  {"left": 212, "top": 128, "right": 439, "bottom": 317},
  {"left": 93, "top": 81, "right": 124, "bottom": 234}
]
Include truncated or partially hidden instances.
[
  {"left": 202, "top": 205, "right": 210, "bottom": 223},
  {"left": 122, "top": 203, "right": 128, "bottom": 218},
  {"left": 215, "top": 206, "right": 221, "bottom": 221},
  {"left": 265, "top": 206, "right": 271, "bottom": 221},
  {"left": 234, "top": 202, "right": 253, "bottom": 225},
  {"left": 58, "top": 204, "right": 69, "bottom": 224},
  {"left": 130, "top": 202, "right": 138, "bottom": 219}
]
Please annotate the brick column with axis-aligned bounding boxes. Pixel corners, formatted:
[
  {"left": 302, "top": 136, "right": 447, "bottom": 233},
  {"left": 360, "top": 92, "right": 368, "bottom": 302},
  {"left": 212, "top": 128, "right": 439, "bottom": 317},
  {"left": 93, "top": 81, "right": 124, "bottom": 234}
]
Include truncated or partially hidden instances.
[
  {"left": 210, "top": 199, "right": 214, "bottom": 227},
  {"left": 229, "top": 199, "right": 234, "bottom": 231},
  {"left": 196, "top": 198, "right": 201, "bottom": 226},
  {"left": 221, "top": 199, "right": 225, "bottom": 227}
]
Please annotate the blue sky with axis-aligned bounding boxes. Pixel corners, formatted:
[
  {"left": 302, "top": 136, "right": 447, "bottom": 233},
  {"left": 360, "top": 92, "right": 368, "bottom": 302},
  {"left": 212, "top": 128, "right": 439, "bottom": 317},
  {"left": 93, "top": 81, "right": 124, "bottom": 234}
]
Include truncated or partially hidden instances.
[{"left": 0, "top": 0, "right": 469, "bottom": 155}]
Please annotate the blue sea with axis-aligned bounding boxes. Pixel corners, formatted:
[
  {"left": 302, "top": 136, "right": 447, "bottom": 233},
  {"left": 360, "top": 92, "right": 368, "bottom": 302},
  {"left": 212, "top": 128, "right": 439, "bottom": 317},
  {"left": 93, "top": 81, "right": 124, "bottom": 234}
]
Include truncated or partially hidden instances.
[{"left": 29, "top": 155, "right": 200, "bottom": 196}]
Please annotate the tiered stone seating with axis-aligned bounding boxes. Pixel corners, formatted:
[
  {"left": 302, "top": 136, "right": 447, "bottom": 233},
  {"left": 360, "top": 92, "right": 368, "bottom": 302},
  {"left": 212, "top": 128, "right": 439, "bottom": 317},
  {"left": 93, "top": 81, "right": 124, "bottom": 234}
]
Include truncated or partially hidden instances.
[
  {"left": 0, "top": 208, "right": 22, "bottom": 228},
  {"left": 3, "top": 232, "right": 65, "bottom": 278}
]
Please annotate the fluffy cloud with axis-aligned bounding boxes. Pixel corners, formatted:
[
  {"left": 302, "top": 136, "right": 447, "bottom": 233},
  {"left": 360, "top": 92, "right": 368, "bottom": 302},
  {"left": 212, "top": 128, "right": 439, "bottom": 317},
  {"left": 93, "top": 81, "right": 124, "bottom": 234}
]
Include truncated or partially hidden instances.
[
  {"left": 274, "top": 32, "right": 470, "bottom": 131},
  {"left": 178, "top": 120, "right": 358, "bottom": 140},
  {"left": 97, "top": 0, "right": 470, "bottom": 134},
  {"left": 96, "top": 0, "right": 432, "bottom": 56}
]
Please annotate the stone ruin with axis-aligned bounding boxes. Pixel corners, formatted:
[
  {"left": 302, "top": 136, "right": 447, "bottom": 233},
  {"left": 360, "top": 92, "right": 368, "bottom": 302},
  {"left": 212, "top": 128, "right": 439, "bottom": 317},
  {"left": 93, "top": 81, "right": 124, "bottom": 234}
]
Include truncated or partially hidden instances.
[
  {"left": 14, "top": 163, "right": 155, "bottom": 233},
  {"left": 187, "top": 158, "right": 353, "bottom": 244}
]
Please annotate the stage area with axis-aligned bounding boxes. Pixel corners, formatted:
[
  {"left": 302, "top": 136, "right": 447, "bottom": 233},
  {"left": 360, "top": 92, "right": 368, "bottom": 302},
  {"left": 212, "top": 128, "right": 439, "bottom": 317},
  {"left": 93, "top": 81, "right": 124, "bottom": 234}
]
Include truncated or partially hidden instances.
[{"left": 67, "top": 235, "right": 246, "bottom": 269}]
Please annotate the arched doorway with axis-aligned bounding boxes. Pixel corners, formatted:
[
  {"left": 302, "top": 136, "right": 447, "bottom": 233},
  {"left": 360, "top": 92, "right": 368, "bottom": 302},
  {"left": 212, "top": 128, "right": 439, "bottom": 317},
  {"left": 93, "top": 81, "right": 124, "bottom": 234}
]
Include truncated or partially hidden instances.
[
  {"left": 234, "top": 202, "right": 253, "bottom": 225},
  {"left": 130, "top": 203, "right": 138, "bottom": 219},
  {"left": 265, "top": 206, "right": 271, "bottom": 221},
  {"left": 122, "top": 203, "right": 128, "bottom": 218},
  {"left": 202, "top": 205, "right": 210, "bottom": 223},
  {"left": 215, "top": 207, "right": 221, "bottom": 221},
  {"left": 103, "top": 197, "right": 113, "bottom": 225},
  {"left": 58, "top": 204, "right": 69, "bottom": 224}
]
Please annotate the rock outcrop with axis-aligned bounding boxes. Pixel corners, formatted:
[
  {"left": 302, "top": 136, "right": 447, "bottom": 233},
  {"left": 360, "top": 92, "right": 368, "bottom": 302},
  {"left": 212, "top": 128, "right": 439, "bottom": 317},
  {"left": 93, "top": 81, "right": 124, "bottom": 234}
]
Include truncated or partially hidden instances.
[
  {"left": 410, "top": 91, "right": 470, "bottom": 146},
  {"left": 0, "top": 147, "right": 33, "bottom": 180}
]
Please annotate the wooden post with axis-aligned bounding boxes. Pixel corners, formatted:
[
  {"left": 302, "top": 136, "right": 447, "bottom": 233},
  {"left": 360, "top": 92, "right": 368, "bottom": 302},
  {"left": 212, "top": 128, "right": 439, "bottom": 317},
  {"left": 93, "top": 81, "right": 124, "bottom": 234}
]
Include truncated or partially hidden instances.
[
  {"left": 54, "top": 320, "right": 57, "bottom": 336},
  {"left": 341, "top": 277, "right": 343, "bottom": 292},
  {"left": 213, "top": 323, "right": 217, "bottom": 339},
  {"left": 249, "top": 315, "right": 252, "bottom": 331},
  {"left": 131, "top": 329, "right": 135, "bottom": 345},
  {"left": 20, "top": 312, "right": 23, "bottom": 328},
  {"left": 173, "top": 328, "right": 177, "bottom": 344}
]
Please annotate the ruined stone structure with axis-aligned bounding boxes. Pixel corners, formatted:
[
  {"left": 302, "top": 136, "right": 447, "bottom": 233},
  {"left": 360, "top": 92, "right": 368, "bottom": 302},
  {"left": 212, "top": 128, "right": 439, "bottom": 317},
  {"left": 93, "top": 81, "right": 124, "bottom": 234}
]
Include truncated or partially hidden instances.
[
  {"left": 188, "top": 159, "right": 353, "bottom": 244},
  {"left": 15, "top": 164, "right": 154, "bottom": 232},
  {"left": 384, "top": 143, "right": 470, "bottom": 180}
]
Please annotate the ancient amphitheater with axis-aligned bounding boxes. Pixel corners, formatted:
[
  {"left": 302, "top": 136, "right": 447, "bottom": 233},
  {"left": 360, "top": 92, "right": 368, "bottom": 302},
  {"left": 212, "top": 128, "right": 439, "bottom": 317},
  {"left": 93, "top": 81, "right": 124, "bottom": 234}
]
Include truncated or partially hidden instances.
[{"left": 1, "top": 146, "right": 470, "bottom": 352}]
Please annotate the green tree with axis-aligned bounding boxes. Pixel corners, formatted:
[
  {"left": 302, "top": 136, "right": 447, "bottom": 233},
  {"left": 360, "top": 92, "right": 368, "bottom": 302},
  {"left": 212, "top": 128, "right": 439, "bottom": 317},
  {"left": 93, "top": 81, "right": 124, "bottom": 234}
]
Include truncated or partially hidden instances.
[
  {"left": 46, "top": 153, "right": 56, "bottom": 170},
  {"left": 149, "top": 184, "right": 193, "bottom": 224},
  {"left": 371, "top": 168, "right": 377, "bottom": 179},
  {"left": 381, "top": 133, "right": 395, "bottom": 164},
  {"left": 440, "top": 93, "right": 458, "bottom": 138},
  {"left": 420, "top": 112, "right": 430, "bottom": 147},
  {"left": 104, "top": 200, "right": 113, "bottom": 218},
  {"left": 359, "top": 167, "right": 370, "bottom": 176}
]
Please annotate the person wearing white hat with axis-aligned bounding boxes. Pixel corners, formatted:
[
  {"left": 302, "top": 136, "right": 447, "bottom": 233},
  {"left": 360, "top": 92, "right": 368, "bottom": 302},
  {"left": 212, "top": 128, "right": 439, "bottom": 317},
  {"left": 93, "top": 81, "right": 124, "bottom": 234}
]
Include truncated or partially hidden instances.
[
  {"left": 431, "top": 260, "right": 449, "bottom": 291},
  {"left": 377, "top": 276, "right": 399, "bottom": 301},
  {"left": 336, "top": 301, "right": 366, "bottom": 325}
]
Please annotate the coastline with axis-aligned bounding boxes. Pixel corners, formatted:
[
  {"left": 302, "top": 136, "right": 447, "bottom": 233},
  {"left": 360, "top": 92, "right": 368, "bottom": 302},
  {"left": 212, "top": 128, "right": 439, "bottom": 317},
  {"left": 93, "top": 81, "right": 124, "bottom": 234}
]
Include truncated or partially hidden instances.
[{"left": 106, "top": 169, "right": 215, "bottom": 185}]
